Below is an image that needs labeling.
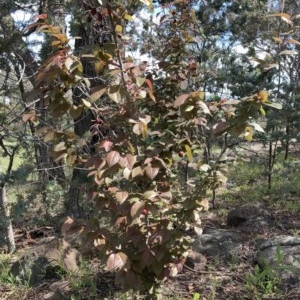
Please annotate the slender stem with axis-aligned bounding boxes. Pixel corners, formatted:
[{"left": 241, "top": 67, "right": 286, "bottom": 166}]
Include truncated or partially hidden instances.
[
  {"left": 268, "top": 132, "right": 273, "bottom": 190},
  {"left": 107, "top": 4, "right": 127, "bottom": 88}
]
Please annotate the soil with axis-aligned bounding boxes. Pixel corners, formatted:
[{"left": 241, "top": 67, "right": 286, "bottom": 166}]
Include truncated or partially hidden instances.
[{"left": 1, "top": 142, "right": 300, "bottom": 300}]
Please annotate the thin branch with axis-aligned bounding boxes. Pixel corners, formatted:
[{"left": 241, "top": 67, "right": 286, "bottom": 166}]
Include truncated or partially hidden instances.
[{"left": 107, "top": 4, "right": 127, "bottom": 88}]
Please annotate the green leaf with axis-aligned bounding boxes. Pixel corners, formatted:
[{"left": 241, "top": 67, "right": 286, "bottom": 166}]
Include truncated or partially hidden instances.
[
  {"left": 82, "top": 98, "right": 91, "bottom": 108},
  {"left": 198, "top": 100, "right": 211, "bottom": 115},
  {"left": 51, "top": 102, "right": 70, "bottom": 117},
  {"left": 44, "top": 131, "right": 55, "bottom": 142},
  {"left": 185, "top": 105, "right": 194, "bottom": 112},
  {"left": 249, "top": 122, "right": 264, "bottom": 133},
  {"left": 185, "top": 144, "right": 193, "bottom": 162},
  {"left": 69, "top": 105, "right": 83, "bottom": 120},
  {"left": 124, "top": 14, "right": 133, "bottom": 21},
  {"left": 115, "top": 25, "right": 123, "bottom": 34},
  {"left": 279, "top": 50, "right": 298, "bottom": 55},
  {"left": 95, "top": 60, "right": 106, "bottom": 73},
  {"left": 260, "top": 106, "right": 266, "bottom": 116},
  {"left": 125, "top": 270, "right": 142, "bottom": 291},
  {"left": 263, "top": 102, "right": 282, "bottom": 109},
  {"left": 138, "top": 0, "right": 153, "bottom": 10},
  {"left": 136, "top": 77, "right": 145, "bottom": 87},
  {"left": 108, "top": 85, "right": 126, "bottom": 103},
  {"left": 90, "top": 85, "right": 107, "bottom": 103},
  {"left": 143, "top": 190, "right": 157, "bottom": 200},
  {"left": 229, "top": 125, "right": 247, "bottom": 137}
]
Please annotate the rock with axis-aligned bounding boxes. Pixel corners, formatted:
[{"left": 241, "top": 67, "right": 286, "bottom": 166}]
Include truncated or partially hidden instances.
[
  {"left": 10, "top": 238, "right": 80, "bottom": 286},
  {"left": 185, "top": 249, "right": 207, "bottom": 271},
  {"left": 193, "top": 228, "right": 245, "bottom": 261},
  {"left": 227, "top": 202, "right": 273, "bottom": 232},
  {"left": 257, "top": 235, "right": 300, "bottom": 287},
  {"left": 43, "top": 291, "right": 66, "bottom": 300},
  {"left": 45, "top": 280, "right": 71, "bottom": 299}
]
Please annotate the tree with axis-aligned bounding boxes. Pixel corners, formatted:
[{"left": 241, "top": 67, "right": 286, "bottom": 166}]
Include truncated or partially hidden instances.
[
  {"left": 0, "top": 0, "right": 68, "bottom": 251},
  {"left": 26, "top": 0, "right": 282, "bottom": 296}
]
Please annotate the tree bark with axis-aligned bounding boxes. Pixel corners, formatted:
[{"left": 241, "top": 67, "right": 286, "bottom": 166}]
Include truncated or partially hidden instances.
[
  {"left": 65, "top": 3, "right": 113, "bottom": 217},
  {"left": 0, "top": 184, "right": 15, "bottom": 253}
]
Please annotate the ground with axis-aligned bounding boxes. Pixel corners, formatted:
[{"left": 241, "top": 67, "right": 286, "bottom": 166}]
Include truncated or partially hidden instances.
[{"left": 1, "top": 142, "right": 300, "bottom": 300}]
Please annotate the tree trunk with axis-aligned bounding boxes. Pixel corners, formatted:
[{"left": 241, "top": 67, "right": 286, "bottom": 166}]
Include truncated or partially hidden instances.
[
  {"left": 284, "top": 124, "right": 290, "bottom": 160},
  {"left": 0, "top": 183, "right": 15, "bottom": 253},
  {"left": 65, "top": 3, "right": 113, "bottom": 217}
]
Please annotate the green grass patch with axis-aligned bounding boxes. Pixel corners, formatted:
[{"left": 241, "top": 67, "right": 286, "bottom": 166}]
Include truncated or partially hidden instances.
[{"left": 220, "top": 153, "right": 300, "bottom": 212}]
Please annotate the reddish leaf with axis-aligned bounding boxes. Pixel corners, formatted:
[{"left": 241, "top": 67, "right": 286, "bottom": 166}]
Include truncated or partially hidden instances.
[
  {"left": 144, "top": 165, "right": 159, "bottom": 180},
  {"left": 123, "top": 167, "right": 131, "bottom": 179},
  {"left": 107, "top": 252, "right": 128, "bottom": 271},
  {"left": 33, "top": 13, "right": 48, "bottom": 20},
  {"left": 94, "top": 237, "right": 106, "bottom": 251},
  {"left": 22, "top": 112, "right": 36, "bottom": 122},
  {"left": 131, "top": 166, "right": 144, "bottom": 178},
  {"left": 142, "top": 248, "right": 155, "bottom": 267},
  {"left": 148, "top": 89, "right": 156, "bottom": 102},
  {"left": 115, "top": 216, "right": 127, "bottom": 226},
  {"left": 115, "top": 191, "right": 129, "bottom": 204},
  {"left": 145, "top": 78, "right": 153, "bottom": 91},
  {"left": 130, "top": 201, "right": 144, "bottom": 219},
  {"left": 99, "top": 140, "right": 113, "bottom": 152},
  {"left": 52, "top": 150, "right": 66, "bottom": 162},
  {"left": 119, "top": 154, "right": 137, "bottom": 169},
  {"left": 61, "top": 217, "right": 86, "bottom": 236},
  {"left": 85, "top": 157, "right": 106, "bottom": 170},
  {"left": 125, "top": 269, "right": 142, "bottom": 291},
  {"left": 212, "top": 122, "right": 230, "bottom": 136},
  {"left": 106, "top": 151, "right": 120, "bottom": 167},
  {"left": 174, "top": 94, "right": 189, "bottom": 108},
  {"left": 61, "top": 216, "right": 75, "bottom": 235}
]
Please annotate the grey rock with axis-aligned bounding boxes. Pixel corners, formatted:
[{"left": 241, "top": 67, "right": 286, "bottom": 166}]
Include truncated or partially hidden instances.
[
  {"left": 45, "top": 280, "right": 71, "bottom": 299},
  {"left": 185, "top": 249, "right": 207, "bottom": 271},
  {"left": 193, "top": 228, "right": 245, "bottom": 260},
  {"left": 43, "top": 291, "right": 66, "bottom": 300},
  {"left": 227, "top": 202, "right": 273, "bottom": 232},
  {"left": 257, "top": 235, "right": 300, "bottom": 287},
  {"left": 10, "top": 238, "right": 80, "bottom": 286}
]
